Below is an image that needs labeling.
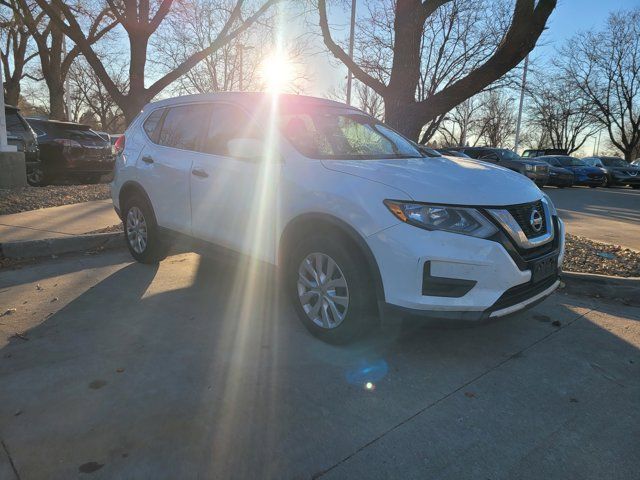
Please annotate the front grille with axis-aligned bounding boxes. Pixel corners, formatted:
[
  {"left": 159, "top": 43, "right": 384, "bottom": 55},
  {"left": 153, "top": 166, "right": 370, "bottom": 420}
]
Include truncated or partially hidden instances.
[
  {"left": 491, "top": 274, "right": 558, "bottom": 312},
  {"left": 506, "top": 200, "right": 547, "bottom": 239}
]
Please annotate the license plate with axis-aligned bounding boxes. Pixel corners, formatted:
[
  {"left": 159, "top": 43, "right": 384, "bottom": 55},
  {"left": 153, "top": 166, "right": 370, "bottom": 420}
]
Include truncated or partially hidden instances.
[{"left": 531, "top": 255, "right": 558, "bottom": 283}]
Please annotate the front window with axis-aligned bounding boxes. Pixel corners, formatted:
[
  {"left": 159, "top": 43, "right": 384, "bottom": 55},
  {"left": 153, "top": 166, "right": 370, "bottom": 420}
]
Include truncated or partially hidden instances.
[
  {"left": 280, "top": 106, "right": 423, "bottom": 160},
  {"left": 495, "top": 149, "right": 522, "bottom": 161},
  {"left": 556, "top": 156, "right": 586, "bottom": 167},
  {"left": 601, "top": 157, "right": 628, "bottom": 167}
]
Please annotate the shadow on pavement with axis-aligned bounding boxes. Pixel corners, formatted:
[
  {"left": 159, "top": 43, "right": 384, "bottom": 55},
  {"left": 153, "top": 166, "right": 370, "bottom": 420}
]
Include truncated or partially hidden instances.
[{"left": 0, "top": 253, "right": 638, "bottom": 479}]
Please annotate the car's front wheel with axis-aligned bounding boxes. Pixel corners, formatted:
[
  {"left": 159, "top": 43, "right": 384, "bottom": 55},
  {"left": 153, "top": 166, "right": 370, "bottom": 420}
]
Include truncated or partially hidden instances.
[
  {"left": 122, "top": 194, "right": 169, "bottom": 264},
  {"left": 288, "top": 234, "right": 377, "bottom": 343}
]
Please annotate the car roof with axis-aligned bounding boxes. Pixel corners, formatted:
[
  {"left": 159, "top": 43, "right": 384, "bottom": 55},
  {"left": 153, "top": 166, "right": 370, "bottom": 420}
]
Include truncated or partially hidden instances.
[
  {"left": 146, "top": 92, "right": 359, "bottom": 113},
  {"left": 26, "top": 118, "right": 92, "bottom": 130}
]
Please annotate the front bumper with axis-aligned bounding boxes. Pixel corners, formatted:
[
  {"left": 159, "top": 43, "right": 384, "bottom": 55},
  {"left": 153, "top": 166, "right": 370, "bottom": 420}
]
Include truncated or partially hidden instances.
[
  {"left": 574, "top": 173, "right": 604, "bottom": 186},
  {"left": 367, "top": 216, "right": 564, "bottom": 321}
]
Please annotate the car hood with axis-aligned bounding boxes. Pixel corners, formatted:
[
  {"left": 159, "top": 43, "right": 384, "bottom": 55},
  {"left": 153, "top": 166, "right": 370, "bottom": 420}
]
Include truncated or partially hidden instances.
[{"left": 321, "top": 156, "right": 542, "bottom": 206}]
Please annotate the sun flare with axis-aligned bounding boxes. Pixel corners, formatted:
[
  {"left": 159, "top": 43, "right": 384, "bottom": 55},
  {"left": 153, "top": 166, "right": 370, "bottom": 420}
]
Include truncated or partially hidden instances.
[{"left": 260, "top": 51, "right": 295, "bottom": 93}]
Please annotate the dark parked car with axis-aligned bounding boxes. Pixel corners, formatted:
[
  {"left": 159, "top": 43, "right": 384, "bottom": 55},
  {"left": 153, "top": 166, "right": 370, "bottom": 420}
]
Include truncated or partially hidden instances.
[
  {"left": 436, "top": 148, "right": 472, "bottom": 158},
  {"left": 447, "top": 147, "right": 549, "bottom": 187},
  {"left": 26, "top": 118, "right": 114, "bottom": 185},
  {"left": 582, "top": 156, "right": 640, "bottom": 188},
  {"left": 4, "top": 105, "right": 40, "bottom": 185},
  {"left": 539, "top": 156, "right": 605, "bottom": 187},
  {"left": 533, "top": 157, "right": 574, "bottom": 188},
  {"left": 522, "top": 148, "right": 568, "bottom": 158}
]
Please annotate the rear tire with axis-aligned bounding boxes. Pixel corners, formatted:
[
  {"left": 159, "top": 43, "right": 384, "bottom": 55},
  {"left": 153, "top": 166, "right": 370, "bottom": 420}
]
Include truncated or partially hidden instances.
[
  {"left": 26, "top": 165, "right": 48, "bottom": 187},
  {"left": 122, "top": 194, "right": 169, "bottom": 264},
  {"left": 287, "top": 233, "right": 377, "bottom": 343}
]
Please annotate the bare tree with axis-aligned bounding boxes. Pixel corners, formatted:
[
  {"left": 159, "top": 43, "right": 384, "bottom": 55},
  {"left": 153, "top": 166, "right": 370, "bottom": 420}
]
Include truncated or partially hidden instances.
[
  {"left": 33, "top": 0, "right": 281, "bottom": 124},
  {"left": 437, "top": 95, "right": 484, "bottom": 146},
  {"left": 318, "top": 0, "right": 556, "bottom": 140},
  {"left": 556, "top": 8, "right": 640, "bottom": 160},
  {"left": 526, "top": 73, "right": 596, "bottom": 154},
  {"left": 68, "top": 58, "right": 126, "bottom": 131},
  {"left": 8, "top": 0, "right": 117, "bottom": 120},
  {"left": 473, "top": 90, "right": 516, "bottom": 147},
  {"left": 0, "top": 6, "right": 37, "bottom": 105}
]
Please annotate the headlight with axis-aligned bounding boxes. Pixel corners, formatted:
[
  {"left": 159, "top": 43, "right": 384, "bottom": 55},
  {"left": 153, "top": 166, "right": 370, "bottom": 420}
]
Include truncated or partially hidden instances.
[
  {"left": 524, "top": 164, "right": 535, "bottom": 171},
  {"left": 384, "top": 200, "right": 498, "bottom": 238}
]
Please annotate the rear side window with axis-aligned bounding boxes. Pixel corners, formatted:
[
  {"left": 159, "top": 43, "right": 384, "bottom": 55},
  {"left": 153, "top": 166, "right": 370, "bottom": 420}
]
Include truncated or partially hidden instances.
[
  {"left": 143, "top": 109, "right": 164, "bottom": 142},
  {"left": 157, "top": 104, "right": 210, "bottom": 151},
  {"left": 201, "top": 104, "right": 257, "bottom": 156},
  {"left": 6, "top": 112, "right": 26, "bottom": 135}
]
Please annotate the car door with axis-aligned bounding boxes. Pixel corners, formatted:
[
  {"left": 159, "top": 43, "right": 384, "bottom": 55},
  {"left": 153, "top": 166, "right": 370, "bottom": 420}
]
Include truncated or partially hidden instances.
[
  {"left": 190, "top": 102, "right": 279, "bottom": 263},
  {"left": 137, "top": 103, "right": 210, "bottom": 234}
]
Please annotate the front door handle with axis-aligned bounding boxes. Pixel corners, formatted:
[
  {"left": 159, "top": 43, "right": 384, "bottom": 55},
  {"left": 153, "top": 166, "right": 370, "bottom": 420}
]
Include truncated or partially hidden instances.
[
  {"left": 192, "top": 168, "right": 209, "bottom": 178},
  {"left": 142, "top": 155, "right": 154, "bottom": 164}
]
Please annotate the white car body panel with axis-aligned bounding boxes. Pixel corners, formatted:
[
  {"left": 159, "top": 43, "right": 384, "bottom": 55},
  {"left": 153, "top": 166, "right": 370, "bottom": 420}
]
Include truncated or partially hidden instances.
[{"left": 112, "top": 92, "right": 564, "bottom": 320}]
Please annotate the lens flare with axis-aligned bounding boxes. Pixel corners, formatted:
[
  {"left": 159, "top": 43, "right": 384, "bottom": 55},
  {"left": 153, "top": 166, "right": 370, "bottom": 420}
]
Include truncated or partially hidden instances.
[{"left": 260, "top": 52, "right": 295, "bottom": 93}]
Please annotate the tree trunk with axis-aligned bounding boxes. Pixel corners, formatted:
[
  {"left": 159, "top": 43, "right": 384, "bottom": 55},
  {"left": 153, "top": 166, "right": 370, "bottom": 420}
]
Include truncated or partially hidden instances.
[
  {"left": 121, "top": 94, "right": 151, "bottom": 126},
  {"left": 4, "top": 82, "right": 21, "bottom": 106},
  {"left": 48, "top": 80, "right": 67, "bottom": 120},
  {"left": 384, "top": 95, "right": 422, "bottom": 140}
]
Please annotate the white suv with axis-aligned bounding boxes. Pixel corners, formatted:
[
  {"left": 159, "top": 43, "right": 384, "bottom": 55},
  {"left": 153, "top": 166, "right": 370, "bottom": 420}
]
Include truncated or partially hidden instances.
[{"left": 111, "top": 93, "right": 564, "bottom": 342}]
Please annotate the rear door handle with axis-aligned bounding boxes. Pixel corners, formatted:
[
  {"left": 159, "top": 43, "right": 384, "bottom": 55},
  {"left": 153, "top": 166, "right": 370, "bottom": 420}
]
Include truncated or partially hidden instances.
[
  {"left": 142, "top": 155, "right": 154, "bottom": 164},
  {"left": 192, "top": 168, "right": 209, "bottom": 178}
]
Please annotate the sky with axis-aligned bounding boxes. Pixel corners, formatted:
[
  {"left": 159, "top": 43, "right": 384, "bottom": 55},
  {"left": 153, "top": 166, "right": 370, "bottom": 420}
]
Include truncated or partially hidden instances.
[
  {"left": 307, "top": 0, "right": 640, "bottom": 95},
  {"left": 298, "top": 0, "right": 639, "bottom": 154}
]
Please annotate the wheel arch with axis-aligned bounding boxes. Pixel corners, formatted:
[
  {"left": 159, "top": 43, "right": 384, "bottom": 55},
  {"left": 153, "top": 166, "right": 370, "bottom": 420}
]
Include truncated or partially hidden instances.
[
  {"left": 279, "top": 213, "right": 386, "bottom": 303},
  {"left": 118, "top": 181, "right": 156, "bottom": 222}
]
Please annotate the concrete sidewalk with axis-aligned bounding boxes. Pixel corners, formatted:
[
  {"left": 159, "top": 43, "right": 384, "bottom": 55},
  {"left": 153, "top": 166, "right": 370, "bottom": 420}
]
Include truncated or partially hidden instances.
[{"left": 0, "top": 200, "right": 119, "bottom": 243}]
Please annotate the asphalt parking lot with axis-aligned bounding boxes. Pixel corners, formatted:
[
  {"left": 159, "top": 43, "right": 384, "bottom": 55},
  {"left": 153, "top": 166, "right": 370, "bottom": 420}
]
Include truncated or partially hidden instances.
[
  {"left": 545, "top": 186, "right": 640, "bottom": 250},
  {"left": 1, "top": 250, "right": 639, "bottom": 479}
]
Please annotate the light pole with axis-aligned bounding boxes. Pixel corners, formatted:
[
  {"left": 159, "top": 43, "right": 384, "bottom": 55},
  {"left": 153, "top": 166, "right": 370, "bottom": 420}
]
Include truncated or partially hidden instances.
[
  {"left": 346, "top": 0, "right": 357, "bottom": 105},
  {"left": 513, "top": 55, "right": 529, "bottom": 154}
]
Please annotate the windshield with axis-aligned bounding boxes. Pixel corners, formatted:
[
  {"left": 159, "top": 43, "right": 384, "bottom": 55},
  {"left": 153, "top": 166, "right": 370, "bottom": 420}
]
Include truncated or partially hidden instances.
[
  {"left": 496, "top": 149, "right": 522, "bottom": 161},
  {"left": 280, "top": 107, "right": 423, "bottom": 160},
  {"left": 601, "top": 157, "right": 628, "bottom": 167},
  {"left": 557, "top": 156, "right": 586, "bottom": 167}
]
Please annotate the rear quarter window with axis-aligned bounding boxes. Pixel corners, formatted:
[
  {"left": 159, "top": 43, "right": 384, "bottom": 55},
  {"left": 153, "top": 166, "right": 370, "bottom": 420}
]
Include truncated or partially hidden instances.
[
  {"left": 143, "top": 109, "right": 164, "bottom": 142},
  {"left": 157, "top": 104, "right": 210, "bottom": 151}
]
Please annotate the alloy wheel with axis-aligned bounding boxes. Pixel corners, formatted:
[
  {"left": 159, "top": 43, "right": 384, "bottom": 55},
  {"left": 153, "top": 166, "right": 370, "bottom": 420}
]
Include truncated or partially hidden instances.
[
  {"left": 297, "top": 252, "right": 349, "bottom": 329},
  {"left": 126, "top": 206, "right": 148, "bottom": 254}
]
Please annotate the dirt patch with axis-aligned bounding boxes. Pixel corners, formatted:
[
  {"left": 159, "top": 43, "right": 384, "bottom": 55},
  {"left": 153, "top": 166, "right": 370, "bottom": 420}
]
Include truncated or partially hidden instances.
[
  {"left": 564, "top": 234, "right": 640, "bottom": 277},
  {"left": 0, "top": 184, "right": 111, "bottom": 215}
]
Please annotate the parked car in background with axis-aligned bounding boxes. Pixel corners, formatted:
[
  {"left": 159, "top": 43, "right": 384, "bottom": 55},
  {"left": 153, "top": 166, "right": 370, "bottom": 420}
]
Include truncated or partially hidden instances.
[
  {"left": 436, "top": 148, "right": 472, "bottom": 158},
  {"left": 582, "top": 156, "right": 640, "bottom": 188},
  {"left": 521, "top": 148, "right": 568, "bottom": 158},
  {"left": 447, "top": 147, "right": 549, "bottom": 187},
  {"left": 112, "top": 93, "right": 564, "bottom": 343},
  {"left": 4, "top": 105, "right": 40, "bottom": 185},
  {"left": 539, "top": 156, "right": 605, "bottom": 187},
  {"left": 534, "top": 157, "right": 574, "bottom": 188},
  {"left": 26, "top": 118, "right": 114, "bottom": 186}
]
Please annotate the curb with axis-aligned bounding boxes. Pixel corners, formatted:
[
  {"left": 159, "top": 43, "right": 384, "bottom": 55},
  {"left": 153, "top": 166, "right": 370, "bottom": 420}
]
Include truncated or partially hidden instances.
[
  {"left": 562, "top": 271, "right": 640, "bottom": 306},
  {"left": 0, "top": 232, "right": 125, "bottom": 259}
]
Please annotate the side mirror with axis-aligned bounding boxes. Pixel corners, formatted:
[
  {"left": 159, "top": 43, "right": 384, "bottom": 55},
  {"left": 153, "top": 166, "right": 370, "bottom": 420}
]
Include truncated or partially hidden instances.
[{"left": 227, "top": 138, "right": 264, "bottom": 160}]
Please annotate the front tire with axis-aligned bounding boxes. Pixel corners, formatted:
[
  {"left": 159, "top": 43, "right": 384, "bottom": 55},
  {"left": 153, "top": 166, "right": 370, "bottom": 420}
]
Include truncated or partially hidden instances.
[
  {"left": 287, "top": 234, "right": 377, "bottom": 343},
  {"left": 122, "top": 194, "right": 169, "bottom": 264}
]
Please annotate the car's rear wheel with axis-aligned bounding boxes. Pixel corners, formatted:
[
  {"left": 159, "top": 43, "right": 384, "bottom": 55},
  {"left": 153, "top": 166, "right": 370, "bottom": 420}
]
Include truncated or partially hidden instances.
[
  {"left": 26, "top": 165, "right": 47, "bottom": 187},
  {"left": 287, "top": 234, "right": 377, "bottom": 343},
  {"left": 122, "top": 194, "right": 169, "bottom": 264}
]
